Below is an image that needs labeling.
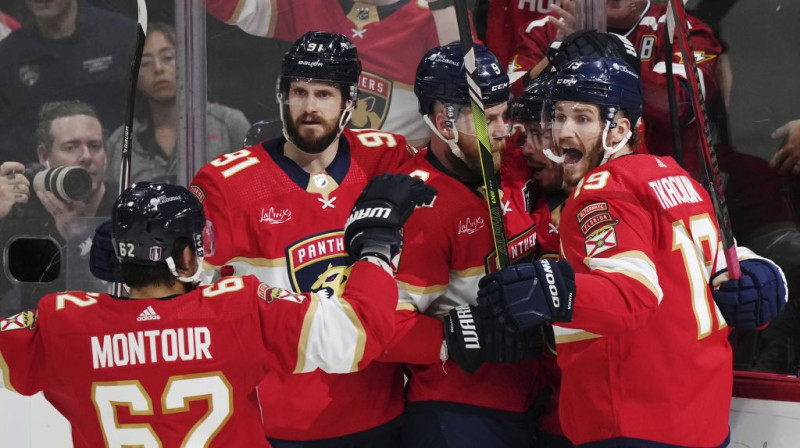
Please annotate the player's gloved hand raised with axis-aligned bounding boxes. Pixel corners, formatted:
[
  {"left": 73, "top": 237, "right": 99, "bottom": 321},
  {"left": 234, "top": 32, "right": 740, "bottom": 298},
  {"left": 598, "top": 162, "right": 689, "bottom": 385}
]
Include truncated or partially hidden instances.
[
  {"left": 477, "top": 259, "right": 576, "bottom": 331},
  {"left": 443, "top": 304, "right": 543, "bottom": 374},
  {"left": 90, "top": 220, "right": 123, "bottom": 283},
  {"left": 712, "top": 258, "right": 787, "bottom": 329},
  {"left": 344, "top": 173, "right": 436, "bottom": 264}
]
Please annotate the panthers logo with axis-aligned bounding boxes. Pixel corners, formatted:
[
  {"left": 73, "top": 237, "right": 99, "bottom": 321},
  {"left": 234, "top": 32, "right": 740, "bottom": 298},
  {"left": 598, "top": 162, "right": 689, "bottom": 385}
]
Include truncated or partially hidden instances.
[
  {"left": 311, "top": 264, "right": 352, "bottom": 299},
  {"left": 350, "top": 71, "right": 392, "bottom": 130}
]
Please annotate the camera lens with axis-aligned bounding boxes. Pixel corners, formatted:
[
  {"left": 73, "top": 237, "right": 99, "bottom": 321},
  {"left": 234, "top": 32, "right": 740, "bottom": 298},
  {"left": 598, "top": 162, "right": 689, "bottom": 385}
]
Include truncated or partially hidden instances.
[{"left": 33, "top": 166, "right": 92, "bottom": 202}]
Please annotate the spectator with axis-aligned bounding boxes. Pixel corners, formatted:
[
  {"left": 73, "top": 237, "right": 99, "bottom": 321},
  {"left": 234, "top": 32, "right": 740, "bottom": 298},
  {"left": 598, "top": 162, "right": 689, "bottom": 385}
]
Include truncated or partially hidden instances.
[
  {"left": 205, "top": 0, "right": 463, "bottom": 147},
  {"left": 0, "top": 0, "right": 136, "bottom": 165},
  {"left": 1, "top": 101, "right": 116, "bottom": 239},
  {"left": 107, "top": 22, "right": 250, "bottom": 185}
]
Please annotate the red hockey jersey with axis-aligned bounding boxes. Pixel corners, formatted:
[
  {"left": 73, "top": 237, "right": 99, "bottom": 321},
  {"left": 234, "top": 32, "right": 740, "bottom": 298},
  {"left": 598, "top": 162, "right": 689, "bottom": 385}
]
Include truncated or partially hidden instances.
[
  {"left": 510, "top": 1, "right": 722, "bottom": 175},
  {"left": 486, "top": 0, "right": 557, "bottom": 68},
  {"left": 189, "top": 128, "right": 412, "bottom": 440},
  {"left": 555, "top": 154, "right": 733, "bottom": 447},
  {"left": 207, "top": 0, "right": 441, "bottom": 144},
  {"left": 0, "top": 263, "right": 396, "bottom": 448},
  {"left": 392, "top": 149, "right": 548, "bottom": 413}
]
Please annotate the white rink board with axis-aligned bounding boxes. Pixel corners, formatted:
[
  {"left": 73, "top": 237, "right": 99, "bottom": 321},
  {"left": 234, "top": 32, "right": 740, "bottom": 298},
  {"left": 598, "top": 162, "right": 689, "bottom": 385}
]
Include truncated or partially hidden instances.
[
  {"left": 0, "top": 389, "right": 71, "bottom": 447},
  {"left": 2, "top": 390, "right": 800, "bottom": 447},
  {"left": 729, "top": 397, "right": 800, "bottom": 448}
]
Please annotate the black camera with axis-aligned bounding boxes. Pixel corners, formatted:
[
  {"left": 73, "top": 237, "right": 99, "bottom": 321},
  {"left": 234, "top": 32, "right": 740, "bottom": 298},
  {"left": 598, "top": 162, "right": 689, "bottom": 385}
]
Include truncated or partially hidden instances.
[{"left": 23, "top": 164, "right": 92, "bottom": 202}]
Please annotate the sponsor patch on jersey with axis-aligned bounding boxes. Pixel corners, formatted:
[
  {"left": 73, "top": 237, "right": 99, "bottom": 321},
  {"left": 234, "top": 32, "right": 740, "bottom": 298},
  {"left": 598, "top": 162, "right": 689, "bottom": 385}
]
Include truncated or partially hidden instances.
[
  {"left": 485, "top": 224, "right": 538, "bottom": 273},
  {"left": 1, "top": 311, "right": 36, "bottom": 331},
  {"left": 584, "top": 225, "right": 618, "bottom": 257},
  {"left": 457, "top": 216, "right": 485, "bottom": 235},
  {"left": 350, "top": 71, "right": 392, "bottom": 130},
  {"left": 189, "top": 185, "right": 205, "bottom": 202},
  {"left": 258, "top": 283, "right": 306, "bottom": 304},
  {"left": 286, "top": 230, "right": 350, "bottom": 292},
  {"left": 576, "top": 202, "right": 618, "bottom": 237}
]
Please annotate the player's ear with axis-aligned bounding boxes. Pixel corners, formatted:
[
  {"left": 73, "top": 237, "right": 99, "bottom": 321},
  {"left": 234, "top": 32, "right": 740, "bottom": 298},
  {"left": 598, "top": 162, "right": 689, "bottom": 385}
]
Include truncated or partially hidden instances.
[
  {"left": 433, "top": 107, "right": 454, "bottom": 139},
  {"left": 609, "top": 115, "right": 631, "bottom": 146}
]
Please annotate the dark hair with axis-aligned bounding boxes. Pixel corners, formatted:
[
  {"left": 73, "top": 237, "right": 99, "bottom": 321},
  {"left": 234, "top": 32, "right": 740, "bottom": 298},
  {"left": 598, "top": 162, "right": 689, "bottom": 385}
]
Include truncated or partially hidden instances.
[
  {"left": 35, "top": 100, "right": 105, "bottom": 153},
  {"left": 120, "top": 237, "right": 191, "bottom": 289},
  {"left": 135, "top": 21, "right": 178, "bottom": 119}
]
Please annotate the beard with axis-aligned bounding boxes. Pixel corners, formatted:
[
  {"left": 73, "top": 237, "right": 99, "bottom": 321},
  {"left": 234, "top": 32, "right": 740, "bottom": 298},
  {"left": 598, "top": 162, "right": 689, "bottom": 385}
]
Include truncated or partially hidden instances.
[{"left": 284, "top": 112, "right": 340, "bottom": 154}]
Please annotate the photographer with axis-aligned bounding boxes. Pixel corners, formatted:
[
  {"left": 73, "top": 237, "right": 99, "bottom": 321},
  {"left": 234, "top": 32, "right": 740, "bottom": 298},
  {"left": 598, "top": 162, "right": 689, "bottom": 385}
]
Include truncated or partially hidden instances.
[{"left": 1, "top": 100, "right": 117, "bottom": 241}]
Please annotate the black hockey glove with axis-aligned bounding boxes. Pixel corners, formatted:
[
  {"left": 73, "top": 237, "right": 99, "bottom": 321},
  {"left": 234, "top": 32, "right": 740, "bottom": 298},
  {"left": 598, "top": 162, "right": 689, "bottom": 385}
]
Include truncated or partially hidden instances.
[
  {"left": 90, "top": 220, "right": 123, "bottom": 283},
  {"left": 344, "top": 173, "right": 436, "bottom": 263},
  {"left": 443, "top": 304, "right": 543, "bottom": 374},
  {"left": 712, "top": 258, "right": 787, "bottom": 329},
  {"left": 478, "top": 259, "right": 576, "bottom": 331}
]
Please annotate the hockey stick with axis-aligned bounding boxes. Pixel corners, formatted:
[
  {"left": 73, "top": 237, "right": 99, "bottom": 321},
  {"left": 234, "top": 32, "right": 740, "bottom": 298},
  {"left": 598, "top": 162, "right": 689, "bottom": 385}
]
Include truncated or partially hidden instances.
[
  {"left": 666, "top": 0, "right": 740, "bottom": 279},
  {"left": 118, "top": 0, "right": 148, "bottom": 195},
  {"left": 662, "top": 23, "right": 683, "bottom": 166},
  {"left": 453, "top": 0, "right": 510, "bottom": 269},
  {"left": 115, "top": 0, "right": 147, "bottom": 296}
]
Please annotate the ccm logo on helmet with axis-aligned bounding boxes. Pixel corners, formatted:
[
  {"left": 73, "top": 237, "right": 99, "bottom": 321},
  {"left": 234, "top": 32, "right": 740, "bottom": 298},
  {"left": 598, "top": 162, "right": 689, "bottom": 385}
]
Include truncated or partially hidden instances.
[{"left": 540, "top": 260, "right": 560, "bottom": 307}]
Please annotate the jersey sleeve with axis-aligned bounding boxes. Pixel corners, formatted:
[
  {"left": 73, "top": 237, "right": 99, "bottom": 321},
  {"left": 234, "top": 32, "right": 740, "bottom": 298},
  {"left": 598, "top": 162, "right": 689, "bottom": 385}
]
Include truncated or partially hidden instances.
[
  {"left": 255, "top": 259, "right": 398, "bottom": 374},
  {"left": 189, "top": 157, "right": 239, "bottom": 270},
  {"left": 206, "top": 0, "right": 288, "bottom": 39},
  {"left": 348, "top": 129, "right": 416, "bottom": 178},
  {"left": 557, "top": 175, "right": 663, "bottom": 336},
  {"left": 378, "top": 308, "right": 443, "bottom": 365},
  {"left": 0, "top": 307, "right": 46, "bottom": 396}
]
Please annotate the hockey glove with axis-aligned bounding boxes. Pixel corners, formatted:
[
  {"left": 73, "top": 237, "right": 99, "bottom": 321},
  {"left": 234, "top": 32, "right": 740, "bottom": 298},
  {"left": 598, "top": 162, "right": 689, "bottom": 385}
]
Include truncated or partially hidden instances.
[
  {"left": 443, "top": 304, "right": 543, "bottom": 374},
  {"left": 90, "top": 220, "right": 123, "bottom": 283},
  {"left": 477, "top": 259, "right": 575, "bottom": 331},
  {"left": 344, "top": 173, "right": 436, "bottom": 263},
  {"left": 712, "top": 258, "right": 787, "bottom": 329}
]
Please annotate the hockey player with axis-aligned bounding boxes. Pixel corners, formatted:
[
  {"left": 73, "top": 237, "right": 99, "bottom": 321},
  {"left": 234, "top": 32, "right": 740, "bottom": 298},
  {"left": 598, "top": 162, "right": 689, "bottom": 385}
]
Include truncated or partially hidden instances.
[
  {"left": 474, "top": 57, "right": 788, "bottom": 448},
  {"left": 510, "top": 0, "right": 722, "bottom": 175},
  {"left": 0, "top": 178, "right": 430, "bottom": 448},
  {"left": 387, "top": 42, "right": 550, "bottom": 448},
  {"left": 189, "top": 31, "right": 416, "bottom": 447}
]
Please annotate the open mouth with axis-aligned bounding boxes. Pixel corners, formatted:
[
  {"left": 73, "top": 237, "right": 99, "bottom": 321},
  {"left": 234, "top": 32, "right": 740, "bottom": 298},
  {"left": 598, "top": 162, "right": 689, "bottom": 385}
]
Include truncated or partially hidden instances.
[{"left": 563, "top": 148, "right": 583, "bottom": 165}]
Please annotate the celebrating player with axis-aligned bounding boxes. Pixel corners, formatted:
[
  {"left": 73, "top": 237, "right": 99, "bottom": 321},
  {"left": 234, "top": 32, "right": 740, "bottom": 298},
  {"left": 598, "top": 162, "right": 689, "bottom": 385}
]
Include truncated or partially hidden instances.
[
  {"left": 0, "top": 178, "right": 430, "bottom": 448},
  {"left": 190, "top": 31, "right": 416, "bottom": 447},
  {"left": 476, "top": 56, "right": 788, "bottom": 448},
  {"left": 385, "top": 42, "right": 552, "bottom": 448}
]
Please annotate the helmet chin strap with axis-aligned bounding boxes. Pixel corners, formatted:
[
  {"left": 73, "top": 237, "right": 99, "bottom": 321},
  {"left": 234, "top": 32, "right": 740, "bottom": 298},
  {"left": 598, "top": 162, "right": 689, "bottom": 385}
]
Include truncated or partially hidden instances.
[
  {"left": 166, "top": 255, "right": 206, "bottom": 284},
  {"left": 423, "top": 114, "right": 467, "bottom": 162},
  {"left": 600, "top": 120, "right": 631, "bottom": 165}
]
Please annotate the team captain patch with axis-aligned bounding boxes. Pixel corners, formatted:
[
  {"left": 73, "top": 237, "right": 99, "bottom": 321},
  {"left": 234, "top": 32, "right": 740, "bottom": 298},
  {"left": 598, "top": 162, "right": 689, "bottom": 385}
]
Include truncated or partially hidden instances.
[
  {"left": 577, "top": 202, "right": 619, "bottom": 256},
  {"left": 0, "top": 311, "right": 36, "bottom": 332}
]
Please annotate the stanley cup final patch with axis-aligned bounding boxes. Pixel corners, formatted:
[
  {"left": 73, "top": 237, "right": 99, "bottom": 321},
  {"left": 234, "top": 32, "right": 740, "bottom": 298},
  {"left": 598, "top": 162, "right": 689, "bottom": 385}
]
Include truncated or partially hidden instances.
[{"left": 576, "top": 202, "right": 619, "bottom": 257}]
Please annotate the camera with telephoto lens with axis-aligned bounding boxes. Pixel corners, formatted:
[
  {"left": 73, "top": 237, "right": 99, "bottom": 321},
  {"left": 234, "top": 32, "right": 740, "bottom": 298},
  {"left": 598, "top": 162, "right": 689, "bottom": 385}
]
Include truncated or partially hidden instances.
[{"left": 23, "top": 164, "right": 92, "bottom": 202}]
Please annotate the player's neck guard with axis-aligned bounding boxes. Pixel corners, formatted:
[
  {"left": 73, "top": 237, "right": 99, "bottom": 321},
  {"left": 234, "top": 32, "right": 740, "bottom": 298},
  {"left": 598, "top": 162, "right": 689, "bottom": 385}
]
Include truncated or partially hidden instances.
[{"left": 166, "top": 255, "right": 206, "bottom": 285}]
